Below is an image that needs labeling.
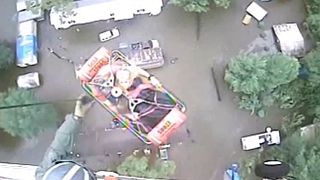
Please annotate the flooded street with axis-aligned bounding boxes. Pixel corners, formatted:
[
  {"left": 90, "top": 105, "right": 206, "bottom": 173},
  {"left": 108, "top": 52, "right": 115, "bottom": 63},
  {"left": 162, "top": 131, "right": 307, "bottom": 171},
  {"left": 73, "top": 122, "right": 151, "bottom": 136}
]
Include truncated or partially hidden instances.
[{"left": 0, "top": 0, "right": 306, "bottom": 179}]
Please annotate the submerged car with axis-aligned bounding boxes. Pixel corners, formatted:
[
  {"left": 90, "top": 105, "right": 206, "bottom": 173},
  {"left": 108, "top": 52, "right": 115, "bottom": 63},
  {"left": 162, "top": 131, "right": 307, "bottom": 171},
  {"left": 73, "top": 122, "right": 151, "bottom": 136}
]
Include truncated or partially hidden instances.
[
  {"left": 99, "top": 27, "right": 120, "bottom": 42},
  {"left": 241, "top": 127, "right": 280, "bottom": 150},
  {"left": 16, "top": 20, "right": 38, "bottom": 67}
]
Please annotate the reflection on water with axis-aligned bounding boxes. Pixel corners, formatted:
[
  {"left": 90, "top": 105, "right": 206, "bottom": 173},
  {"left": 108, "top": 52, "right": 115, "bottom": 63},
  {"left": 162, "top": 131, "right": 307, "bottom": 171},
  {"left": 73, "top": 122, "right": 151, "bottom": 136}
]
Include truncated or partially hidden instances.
[
  {"left": 0, "top": 66, "right": 24, "bottom": 91},
  {"left": 240, "top": 30, "right": 278, "bottom": 56},
  {"left": 0, "top": 129, "right": 21, "bottom": 150}
]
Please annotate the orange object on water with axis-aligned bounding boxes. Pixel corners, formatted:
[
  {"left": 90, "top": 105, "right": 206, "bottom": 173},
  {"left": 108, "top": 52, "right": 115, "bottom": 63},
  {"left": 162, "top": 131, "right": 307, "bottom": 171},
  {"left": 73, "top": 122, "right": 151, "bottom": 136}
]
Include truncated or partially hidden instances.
[
  {"left": 104, "top": 176, "right": 118, "bottom": 180},
  {"left": 77, "top": 47, "right": 110, "bottom": 82},
  {"left": 147, "top": 107, "right": 187, "bottom": 145}
]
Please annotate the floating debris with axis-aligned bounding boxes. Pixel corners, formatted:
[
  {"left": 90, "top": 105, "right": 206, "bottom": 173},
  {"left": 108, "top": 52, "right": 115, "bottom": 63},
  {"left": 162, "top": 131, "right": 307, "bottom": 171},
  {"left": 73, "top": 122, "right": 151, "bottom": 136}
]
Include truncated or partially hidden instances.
[{"left": 170, "top": 57, "right": 178, "bottom": 64}]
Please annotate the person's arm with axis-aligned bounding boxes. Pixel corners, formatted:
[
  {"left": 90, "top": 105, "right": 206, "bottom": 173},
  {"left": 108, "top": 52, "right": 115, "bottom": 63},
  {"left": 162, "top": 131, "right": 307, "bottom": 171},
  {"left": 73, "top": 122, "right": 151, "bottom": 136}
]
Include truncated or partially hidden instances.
[
  {"left": 35, "top": 114, "right": 81, "bottom": 179},
  {"left": 35, "top": 95, "right": 94, "bottom": 179},
  {"left": 129, "top": 65, "right": 162, "bottom": 87},
  {"left": 128, "top": 65, "right": 150, "bottom": 78}
]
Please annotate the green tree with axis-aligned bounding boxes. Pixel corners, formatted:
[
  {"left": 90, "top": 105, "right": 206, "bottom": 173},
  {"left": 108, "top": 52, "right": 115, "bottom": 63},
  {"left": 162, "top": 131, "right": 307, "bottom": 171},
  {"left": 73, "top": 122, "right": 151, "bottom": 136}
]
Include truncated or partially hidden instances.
[
  {"left": 224, "top": 55, "right": 268, "bottom": 94},
  {"left": 117, "top": 155, "right": 176, "bottom": 178},
  {"left": 225, "top": 54, "right": 300, "bottom": 117},
  {"left": 305, "top": 0, "right": 320, "bottom": 14},
  {"left": 305, "top": 0, "right": 320, "bottom": 41},
  {"left": 213, "top": 0, "right": 231, "bottom": 9},
  {"left": 0, "top": 88, "right": 58, "bottom": 138},
  {"left": 169, "top": 0, "right": 230, "bottom": 13},
  {"left": 304, "top": 47, "right": 320, "bottom": 83},
  {"left": 306, "top": 14, "right": 320, "bottom": 41},
  {"left": 0, "top": 43, "right": 14, "bottom": 70},
  {"left": 27, "top": 0, "right": 74, "bottom": 13},
  {"left": 265, "top": 54, "right": 301, "bottom": 89}
]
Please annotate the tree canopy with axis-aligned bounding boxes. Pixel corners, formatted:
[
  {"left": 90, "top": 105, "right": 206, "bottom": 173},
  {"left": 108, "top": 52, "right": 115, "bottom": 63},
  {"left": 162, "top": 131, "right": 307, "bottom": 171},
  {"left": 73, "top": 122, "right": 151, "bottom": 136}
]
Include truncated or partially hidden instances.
[
  {"left": 224, "top": 54, "right": 300, "bottom": 117},
  {"left": 305, "top": 0, "right": 320, "bottom": 41},
  {"left": 27, "top": 0, "right": 74, "bottom": 13},
  {"left": 0, "top": 43, "right": 14, "bottom": 70},
  {"left": 240, "top": 48, "right": 320, "bottom": 180},
  {"left": 0, "top": 88, "right": 58, "bottom": 138},
  {"left": 117, "top": 155, "right": 176, "bottom": 178},
  {"left": 169, "top": 0, "right": 231, "bottom": 13}
]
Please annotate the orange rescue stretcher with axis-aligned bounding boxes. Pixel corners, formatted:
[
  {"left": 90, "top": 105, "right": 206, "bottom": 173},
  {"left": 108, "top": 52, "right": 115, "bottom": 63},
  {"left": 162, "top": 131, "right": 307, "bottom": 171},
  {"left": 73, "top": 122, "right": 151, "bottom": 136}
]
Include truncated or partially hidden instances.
[{"left": 77, "top": 47, "right": 187, "bottom": 145}]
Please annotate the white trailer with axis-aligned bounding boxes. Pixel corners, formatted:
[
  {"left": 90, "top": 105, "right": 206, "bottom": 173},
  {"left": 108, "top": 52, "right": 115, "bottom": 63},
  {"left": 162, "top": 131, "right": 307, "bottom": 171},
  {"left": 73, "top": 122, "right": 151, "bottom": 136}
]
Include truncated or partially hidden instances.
[{"left": 50, "top": 0, "right": 163, "bottom": 29}]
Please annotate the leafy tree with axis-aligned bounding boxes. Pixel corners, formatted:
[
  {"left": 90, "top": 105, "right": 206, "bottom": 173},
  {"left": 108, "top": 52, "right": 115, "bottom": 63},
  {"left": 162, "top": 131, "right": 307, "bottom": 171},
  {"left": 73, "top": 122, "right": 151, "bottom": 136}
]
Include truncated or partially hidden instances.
[
  {"left": 0, "top": 43, "right": 14, "bottom": 70},
  {"left": 213, "top": 0, "right": 231, "bottom": 9},
  {"left": 265, "top": 54, "right": 301, "bottom": 89},
  {"left": 225, "top": 55, "right": 268, "bottom": 94},
  {"left": 225, "top": 54, "right": 300, "bottom": 117},
  {"left": 305, "top": 0, "right": 320, "bottom": 14},
  {"left": 0, "top": 88, "right": 58, "bottom": 138},
  {"left": 306, "top": 14, "right": 320, "bottom": 41},
  {"left": 27, "top": 0, "right": 74, "bottom": 13},
  {"left": 281, "top": 113, "right": 305, "bottom": 135},
  {"left": 169, "top": 0, "right": 230, "bottom": 13},
  {"left": 238, "top": 94, "right": 263, "bottom": 116},
  {"left": 117, "top": 155, "right": 176, "bottom": 178},
  {"left": 272, "top": 79, "right": 306, "bottom": 109},
  {"left": 304, "top": 47, "right": 320, "bottom": 83},
  {"left": 305, "top": 0, "right": 320, "bottom": 41}
]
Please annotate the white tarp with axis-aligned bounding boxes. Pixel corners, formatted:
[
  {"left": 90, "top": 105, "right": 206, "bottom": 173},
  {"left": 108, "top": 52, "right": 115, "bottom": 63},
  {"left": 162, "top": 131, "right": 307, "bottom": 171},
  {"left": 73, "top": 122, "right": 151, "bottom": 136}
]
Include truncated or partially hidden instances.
[
  {"left": 272, "top": 23, "right": 305, "bottom": 57},
  {"left": 50, "top": 0, "right": 163, "bottom": 29},
  {"left": 17, "top": 72, "right": 40, "bottom": 89},
  {"left": 246, "top": 1, "right": 268, "bottom": 21}
]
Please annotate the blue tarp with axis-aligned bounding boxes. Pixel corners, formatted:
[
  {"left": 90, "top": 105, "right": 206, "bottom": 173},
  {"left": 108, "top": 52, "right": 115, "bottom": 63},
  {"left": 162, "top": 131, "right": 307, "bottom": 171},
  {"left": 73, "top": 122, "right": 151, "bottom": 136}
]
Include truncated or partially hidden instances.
[{"left": 16, "top": 35, "right": 37, "bottom": 65}]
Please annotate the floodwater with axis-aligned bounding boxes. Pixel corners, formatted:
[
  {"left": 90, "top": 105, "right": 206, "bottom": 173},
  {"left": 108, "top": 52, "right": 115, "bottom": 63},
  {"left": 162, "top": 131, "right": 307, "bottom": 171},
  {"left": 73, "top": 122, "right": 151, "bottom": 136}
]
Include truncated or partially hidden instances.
[{"left": 0, "top": 0, "right": 306, "bottom": 179}]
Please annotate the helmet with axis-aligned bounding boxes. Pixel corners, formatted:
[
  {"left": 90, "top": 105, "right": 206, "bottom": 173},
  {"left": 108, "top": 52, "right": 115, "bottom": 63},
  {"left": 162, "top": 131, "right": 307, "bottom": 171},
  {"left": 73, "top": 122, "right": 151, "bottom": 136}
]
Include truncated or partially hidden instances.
[{"left": 42, "top": 161, "right": 96, "bottom": 180}]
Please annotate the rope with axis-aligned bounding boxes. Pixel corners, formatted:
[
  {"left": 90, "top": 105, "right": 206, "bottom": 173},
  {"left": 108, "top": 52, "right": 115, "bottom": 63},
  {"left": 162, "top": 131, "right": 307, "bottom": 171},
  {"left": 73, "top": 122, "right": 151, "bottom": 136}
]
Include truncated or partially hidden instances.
[{"left": 0, "top": 99, "right": 79, "bottom": 110}]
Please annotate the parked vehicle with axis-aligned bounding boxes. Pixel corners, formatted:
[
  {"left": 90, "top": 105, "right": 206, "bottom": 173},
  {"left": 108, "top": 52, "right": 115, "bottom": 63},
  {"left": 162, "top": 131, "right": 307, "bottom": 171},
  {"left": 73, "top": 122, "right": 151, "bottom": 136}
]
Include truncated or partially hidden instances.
[
  {"left": 99, "top": 27, "right": 120, "bottom": 42},
  {"left": 118, "top": 40, "right": 164, "bottom": 69},
  {"left": 16, "top": 20, "right": 38, "bottom": 67},
  {"left": 18, "top": 9, "right": 44, "bottom": 22},
  {"left": 17, "top": 72, "right": 40, "bottom": 89},
  {"left": 241, "top": 127, "right": 280, "bottom": 151},
  {"left": 50, "top": 0, "right": 163, "bottom": 29}
]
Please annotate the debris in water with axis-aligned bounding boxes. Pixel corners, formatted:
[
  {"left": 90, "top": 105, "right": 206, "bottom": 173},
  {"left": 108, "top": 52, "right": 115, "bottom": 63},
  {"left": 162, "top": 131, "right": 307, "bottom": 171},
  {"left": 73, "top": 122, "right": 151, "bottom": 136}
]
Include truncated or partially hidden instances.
[
  {"left": 258, "top": 21, "right": 266, "bottom": 30},
  {"left": 170, "top": 57, "right": 178, "bottom": 64}
]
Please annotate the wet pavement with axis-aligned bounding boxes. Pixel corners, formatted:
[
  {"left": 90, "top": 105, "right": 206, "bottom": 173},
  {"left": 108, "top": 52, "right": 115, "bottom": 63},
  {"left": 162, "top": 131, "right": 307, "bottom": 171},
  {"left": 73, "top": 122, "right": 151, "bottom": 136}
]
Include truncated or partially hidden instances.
[{"left": 0, "top": 0, "right": 306, "bottom": 179}]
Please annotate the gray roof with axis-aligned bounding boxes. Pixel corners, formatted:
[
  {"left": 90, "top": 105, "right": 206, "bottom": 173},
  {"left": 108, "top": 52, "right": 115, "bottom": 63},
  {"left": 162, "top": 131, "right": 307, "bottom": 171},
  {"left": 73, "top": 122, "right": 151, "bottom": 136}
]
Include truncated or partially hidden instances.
[{"left": 272, "top": 23, "right": 305, "bottom": 57}]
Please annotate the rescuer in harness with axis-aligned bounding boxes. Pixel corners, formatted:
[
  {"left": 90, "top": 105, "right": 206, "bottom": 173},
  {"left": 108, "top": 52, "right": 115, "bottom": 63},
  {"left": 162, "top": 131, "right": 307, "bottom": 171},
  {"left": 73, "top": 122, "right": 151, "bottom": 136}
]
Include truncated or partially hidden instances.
[{"left": 35, "top": 95, "right": 96, "bottom": 180}]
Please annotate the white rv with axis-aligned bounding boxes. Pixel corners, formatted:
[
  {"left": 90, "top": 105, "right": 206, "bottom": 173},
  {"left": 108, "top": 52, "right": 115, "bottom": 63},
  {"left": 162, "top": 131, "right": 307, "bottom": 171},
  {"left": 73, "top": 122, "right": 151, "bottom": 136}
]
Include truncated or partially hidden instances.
[{"left": 50, "top": 0, "right": 163, "bottom": 29}]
